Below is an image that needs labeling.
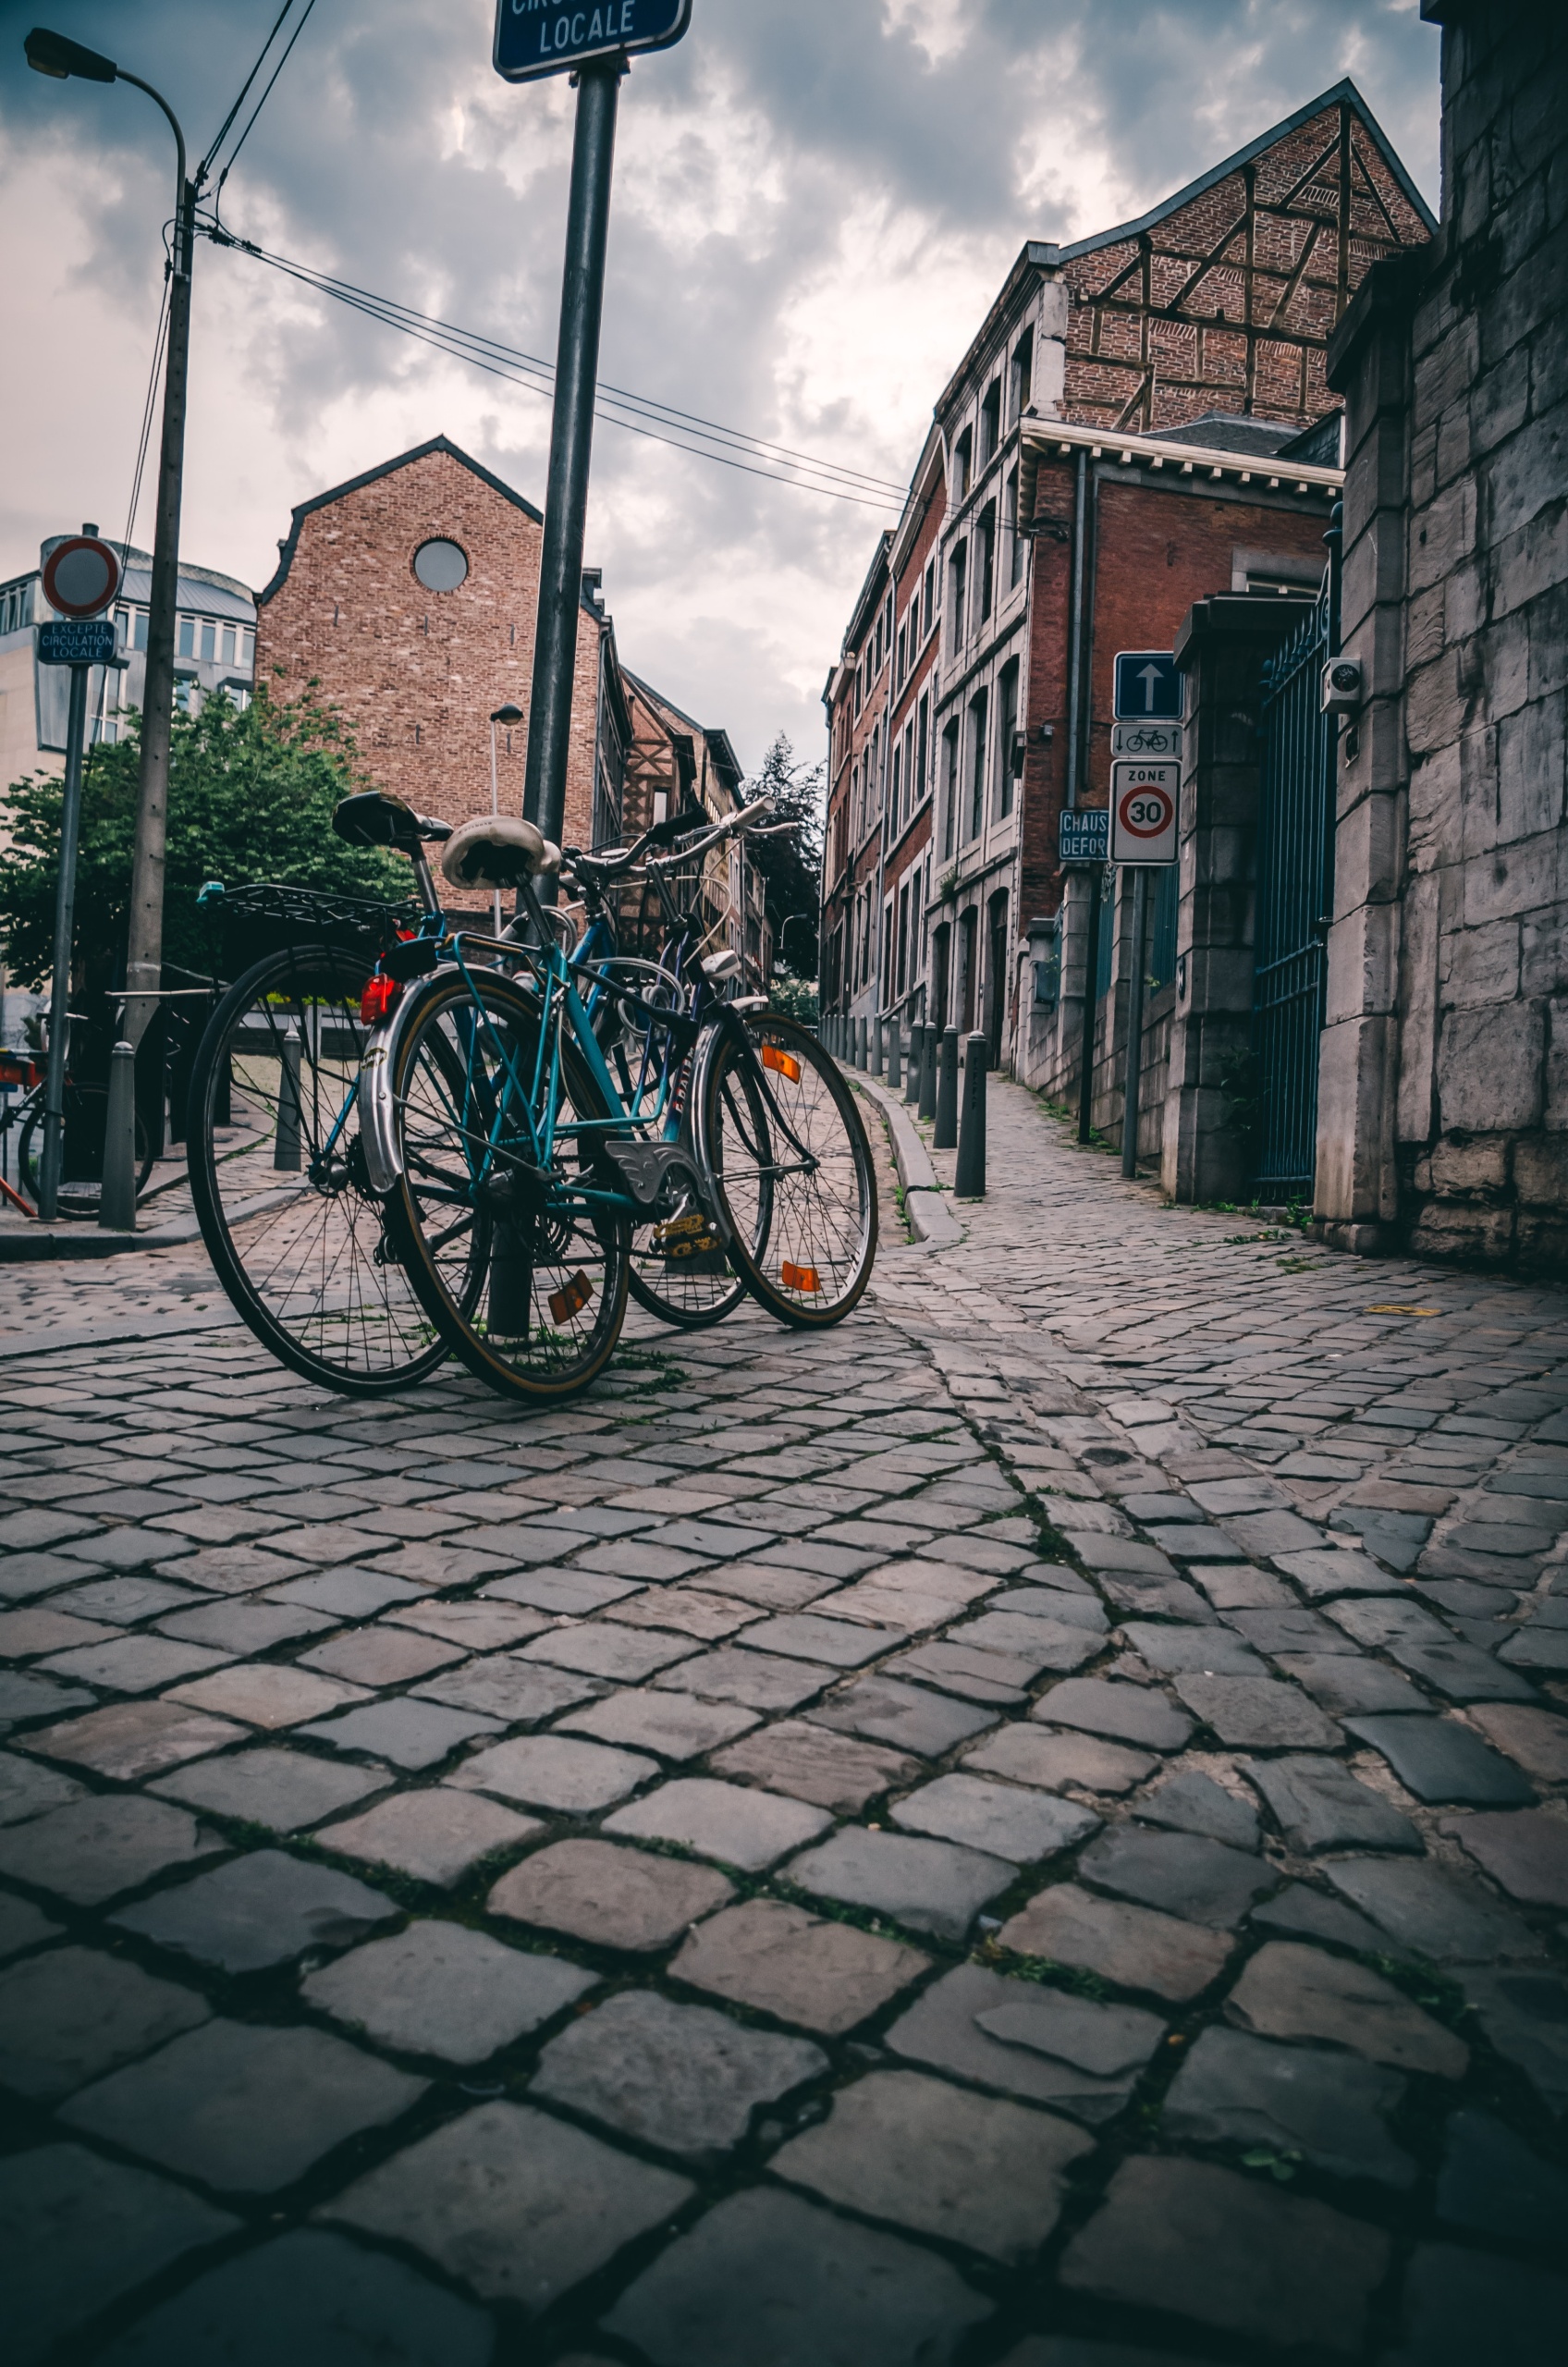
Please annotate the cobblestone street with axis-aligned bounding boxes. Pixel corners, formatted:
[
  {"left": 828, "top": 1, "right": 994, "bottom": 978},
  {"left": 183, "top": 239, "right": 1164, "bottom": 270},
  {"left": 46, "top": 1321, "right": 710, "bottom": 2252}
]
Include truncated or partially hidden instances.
[{"left": 2, "top": 1073, "right": 1565, "bottom": 2365}]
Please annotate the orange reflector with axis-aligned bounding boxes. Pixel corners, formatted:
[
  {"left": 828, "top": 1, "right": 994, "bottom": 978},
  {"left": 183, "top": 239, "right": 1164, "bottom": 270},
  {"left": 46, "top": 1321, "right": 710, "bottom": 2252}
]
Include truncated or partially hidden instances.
[
  {"left": 762, "top": 1044, "right": 802, "bottom": 1082},
  {"left": 549, "top": 1270, "right": 594, "bottom": 1324},
  {"left": 781, "top": 1261, "right": 821, "bottom": 1294}
]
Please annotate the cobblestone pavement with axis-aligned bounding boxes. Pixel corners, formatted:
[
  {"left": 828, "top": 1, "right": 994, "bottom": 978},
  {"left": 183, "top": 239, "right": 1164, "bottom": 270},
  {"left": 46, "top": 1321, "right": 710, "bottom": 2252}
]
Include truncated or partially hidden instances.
[{"left": 1, "top": 1077, "right": 1565, "bottom": 2365}]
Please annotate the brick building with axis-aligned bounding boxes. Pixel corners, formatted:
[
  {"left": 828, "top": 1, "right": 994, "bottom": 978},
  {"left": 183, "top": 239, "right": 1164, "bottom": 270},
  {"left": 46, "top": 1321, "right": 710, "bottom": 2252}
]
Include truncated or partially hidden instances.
[{"left": 822, "top": 82, "right": 1433, "bottom": 1096}]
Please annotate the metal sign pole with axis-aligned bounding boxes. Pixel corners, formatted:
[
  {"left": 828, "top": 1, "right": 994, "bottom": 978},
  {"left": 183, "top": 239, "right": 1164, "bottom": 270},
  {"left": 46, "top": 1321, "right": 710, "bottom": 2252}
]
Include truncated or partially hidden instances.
[
  {"left": 37, "top": 661, "right": 92, "bottom": 1220},
  {"left": 1077, "top": 868, "right": 1102, "bottom": 1145},
  {"left": 522, "top": 62, "right": 621, "bottom": 861},
  {"left": 1121, "top": 865, "right": 1150, "bottom": 1178}
]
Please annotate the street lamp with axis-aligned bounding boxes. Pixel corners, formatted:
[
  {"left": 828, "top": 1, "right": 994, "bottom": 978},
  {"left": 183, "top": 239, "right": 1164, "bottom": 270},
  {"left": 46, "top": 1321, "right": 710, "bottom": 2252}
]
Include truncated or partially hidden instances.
[
  {"left": 488, "top": 705, "right": 524, "bottom": 935},
  {"left": 26, "top": 26, "right": 196, "bottom": 1172}
]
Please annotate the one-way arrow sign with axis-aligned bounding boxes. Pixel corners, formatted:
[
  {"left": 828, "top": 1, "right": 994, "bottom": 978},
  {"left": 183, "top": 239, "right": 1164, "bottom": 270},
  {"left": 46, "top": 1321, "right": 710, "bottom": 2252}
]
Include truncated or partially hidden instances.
[{"left": 1113, "top": 649, "right": 1181, "bottom": 720}]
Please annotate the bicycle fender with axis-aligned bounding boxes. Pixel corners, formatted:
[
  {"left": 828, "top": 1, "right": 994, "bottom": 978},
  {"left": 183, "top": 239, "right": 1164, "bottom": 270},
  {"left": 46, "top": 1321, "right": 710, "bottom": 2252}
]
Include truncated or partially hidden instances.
[{"left": 355, "top": 968, "right": 459, "bottom": 1195}]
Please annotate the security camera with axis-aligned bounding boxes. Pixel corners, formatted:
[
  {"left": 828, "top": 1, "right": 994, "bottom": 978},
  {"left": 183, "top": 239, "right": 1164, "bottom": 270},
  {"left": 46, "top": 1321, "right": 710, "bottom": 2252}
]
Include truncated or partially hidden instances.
[{"left": 1321, "top": 657, "right": 1364, "bottom": 715}]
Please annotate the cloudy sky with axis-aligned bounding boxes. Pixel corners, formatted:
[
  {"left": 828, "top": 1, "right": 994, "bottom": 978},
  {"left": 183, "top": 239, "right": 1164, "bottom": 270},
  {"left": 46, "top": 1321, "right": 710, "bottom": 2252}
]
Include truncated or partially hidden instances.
[{"left": 1, "top": 0, "right": 1440, "bottom": 770}]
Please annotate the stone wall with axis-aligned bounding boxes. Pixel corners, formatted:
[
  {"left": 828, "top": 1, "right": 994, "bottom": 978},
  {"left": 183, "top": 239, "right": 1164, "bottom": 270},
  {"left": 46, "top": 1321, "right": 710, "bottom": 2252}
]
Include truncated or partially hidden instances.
[{"left": 1320, "top": 0, "right": 1568, "bottom": 1269}]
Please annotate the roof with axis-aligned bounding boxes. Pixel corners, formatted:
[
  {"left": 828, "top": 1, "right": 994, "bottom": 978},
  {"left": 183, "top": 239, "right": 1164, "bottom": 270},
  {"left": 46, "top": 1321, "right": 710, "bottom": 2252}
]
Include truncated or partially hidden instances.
[
  {"left": 6, "top": 540, "right": 256, "bottom": 619},
  {"left": 623, "top": 668, "right": 744, "bottom": 791},
  {"left": 258, "top": 434, "right": 545, "bottom": 605},
  {"left": 1144, "top": 412, "right": 1304, "bottom": 458}
]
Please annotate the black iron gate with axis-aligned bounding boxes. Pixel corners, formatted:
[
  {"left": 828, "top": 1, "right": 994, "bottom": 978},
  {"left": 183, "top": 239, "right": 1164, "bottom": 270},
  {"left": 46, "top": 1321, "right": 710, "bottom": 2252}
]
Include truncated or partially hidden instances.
[{"left": 1251, "top": 577, "right": 1336, "bottom": 1200}]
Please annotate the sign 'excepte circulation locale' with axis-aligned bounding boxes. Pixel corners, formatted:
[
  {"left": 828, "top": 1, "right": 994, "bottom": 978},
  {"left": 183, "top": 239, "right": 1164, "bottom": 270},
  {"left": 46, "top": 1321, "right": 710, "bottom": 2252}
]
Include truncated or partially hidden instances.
[
  {"left": 1059, "top": 808, "right": 1109, "bottom": 865},
  {"left": 38, "top": 619, "right": 117, "bottom": 668},
  {"left": 1110, "top": 761, "right": 1179, "bottom": 865},
  {"left": 494, "top": 0, "right": 692, "bottom": 81}
]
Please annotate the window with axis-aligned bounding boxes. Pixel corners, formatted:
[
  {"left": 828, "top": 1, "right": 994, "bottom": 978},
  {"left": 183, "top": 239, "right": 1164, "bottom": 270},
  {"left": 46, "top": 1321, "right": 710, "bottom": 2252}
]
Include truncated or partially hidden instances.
[
  {"left": 412, "top": 538, "right": 468, "bottom": 593},
  {"left": 981, "top": 381, "right": 1001, "bottom": 464},
  {"left": 897, "top": 880, "right": 911, "bottom": 999},
  {"left": 924, "top": 558, "right": 936, "bottom": 637},
  {"left": 178, "top": 616, "right": 194, "bottom": 657},
  {"left": 953, "top": 427, "right": 973, "bottom": 502},
  {"left": 889, "top": 743, "right": 901, "bottom": 836},
  {"left": 896, "top": 620, "right": 907, "bottom": 686},
  {"left": 997, "top": 659, "right": 1021, "bottom": 821},
  {"left": 1010, "top": 329, "right": 1033, "bottom": 422},
  {"left": 135, "top": 611, "right": 149, "bottom": 651},
  {"left": 221, "top": 625, "right": 236, "bottom": 665},
  {"left": 941, "top": 720, "right": 960, "bottom": 858},
  {"left": 854, "top": 667, "right": 863, "bottom": 717},
  {"left": 241, "top": 626, "right": 254, "bottom": 665},
  {"left": 916, "top": 693, "right": 929, "bottom": 805},
  {"left": 1008, "top": 466, "right": 1026, "bottom": 588},
  {"left": 948, "top": 543, "right": 967, "bottom": 656},
  {"left": 967, "top": 688, "right": 988, "bottom": 842},
  {"left": 200, "top": 621, "right": 216, "bottom": 663},
  {"left": 114, "top": 607, "right": 129, "bottom": 648},
  {"left": 174, "top": 679, "right": 197, "bottom": 715},
  {"left": 977, "top": 504, "right": 996, "bottom": 624},
  {"left": 902, "top": 720, "right": 914, "bottom": 828}
]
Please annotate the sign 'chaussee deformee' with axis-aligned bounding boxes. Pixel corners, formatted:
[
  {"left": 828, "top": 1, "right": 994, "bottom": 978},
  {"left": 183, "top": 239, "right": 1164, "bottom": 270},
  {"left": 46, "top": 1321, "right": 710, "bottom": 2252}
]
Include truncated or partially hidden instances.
[{"left": 495, "top": 0, "right": 692, "bottom": 81}]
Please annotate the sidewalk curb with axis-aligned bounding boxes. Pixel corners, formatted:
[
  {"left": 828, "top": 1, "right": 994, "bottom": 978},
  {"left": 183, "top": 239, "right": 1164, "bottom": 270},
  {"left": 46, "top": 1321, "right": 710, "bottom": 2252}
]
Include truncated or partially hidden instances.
[
  {"left": 0, "top": 1306, "right": 243, "bottom": 1359},
  {"left": 855, "top": 1073, "right": 963, "bottom": 1249},
  {"left": 0, "top": 1212, "right": 204, "bottom": 1262}
]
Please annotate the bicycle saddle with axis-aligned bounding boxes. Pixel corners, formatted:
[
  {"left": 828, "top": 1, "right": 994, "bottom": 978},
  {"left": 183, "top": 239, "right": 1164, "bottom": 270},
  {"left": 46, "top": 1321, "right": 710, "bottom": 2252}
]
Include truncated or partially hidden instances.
[
  {"left": 334, "top": 791, "right": 452, "bottom": 852},
  {"left": 441, "top": 815, "right": 562, "bottom": 892}
]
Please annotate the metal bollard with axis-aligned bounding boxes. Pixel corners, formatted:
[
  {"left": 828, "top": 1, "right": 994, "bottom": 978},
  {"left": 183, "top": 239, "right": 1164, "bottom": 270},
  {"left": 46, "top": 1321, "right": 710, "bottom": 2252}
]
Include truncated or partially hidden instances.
[
  {"left": 886, "top": 1022, "right": 901, "bottom": 1090},
  {"left": 919, "top": 1022, "right": 938, "bottom": 1121},
  {"left": 935, "top": 1026, "right": 960, "bottom": 1148},
  {"left": 870, "top": 1015, "right": 884, "bottom": 1077},
  {"left": 905, "top": 1023, "right": 922, "bottom": 1106},
  {"left": 857, "top": 1016, "right": 869, "bottom": 1070},
  {"left": 97, "top": 1040, "right": 138, "bottom": 1233},
  {"left": 955, "top": 1032, "right": 987, "bottom": 1196},
  {"left": 275, "top": 1024, "right": 302, "bottom": 1171}
]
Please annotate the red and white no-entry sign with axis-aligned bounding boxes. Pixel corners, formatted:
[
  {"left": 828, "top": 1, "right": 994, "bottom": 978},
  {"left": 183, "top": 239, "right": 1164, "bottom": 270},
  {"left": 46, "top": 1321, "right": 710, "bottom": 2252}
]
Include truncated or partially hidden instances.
[
  {"left": 1110, "top": 759, "right": 1179, "bottom": 864},
  {"left": 42, "top": 534, "right": 120, "bottom": 620}
]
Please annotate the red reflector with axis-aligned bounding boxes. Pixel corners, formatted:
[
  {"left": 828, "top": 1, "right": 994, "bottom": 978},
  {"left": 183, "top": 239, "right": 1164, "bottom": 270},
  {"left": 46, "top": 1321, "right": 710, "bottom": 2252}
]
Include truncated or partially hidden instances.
[{"left": 361, "top": 975, "right": 401, "bottom": 1024}]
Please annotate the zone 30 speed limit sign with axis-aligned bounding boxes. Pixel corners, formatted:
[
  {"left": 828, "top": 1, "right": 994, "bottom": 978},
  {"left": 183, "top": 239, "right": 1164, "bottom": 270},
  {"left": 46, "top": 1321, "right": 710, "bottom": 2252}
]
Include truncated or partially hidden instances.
[{"left": 1110, "top": 760, "right": 1179, "bottom": 864}]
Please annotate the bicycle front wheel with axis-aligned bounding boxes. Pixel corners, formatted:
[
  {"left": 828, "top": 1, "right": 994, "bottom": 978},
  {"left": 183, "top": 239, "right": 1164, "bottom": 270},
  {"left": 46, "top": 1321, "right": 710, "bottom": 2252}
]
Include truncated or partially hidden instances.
[
  {"left": 699, "top": 1012, "right": 876, "bottom": 1327},
  {"left": 389, "top": 969, "right": 631, "bottom": 1404},
  {"left": 187, "top": 942, "right": 456, "bottom": 1394}
]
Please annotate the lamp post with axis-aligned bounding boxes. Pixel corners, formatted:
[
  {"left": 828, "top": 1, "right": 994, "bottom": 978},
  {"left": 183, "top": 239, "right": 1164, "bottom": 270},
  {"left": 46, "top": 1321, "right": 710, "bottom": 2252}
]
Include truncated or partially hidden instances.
[
  {"left": 26, "top": 27, "right": 194, "bottom": 1115},
  {"left": 488, "top": 703, "right": 524, "bottom": 936}
]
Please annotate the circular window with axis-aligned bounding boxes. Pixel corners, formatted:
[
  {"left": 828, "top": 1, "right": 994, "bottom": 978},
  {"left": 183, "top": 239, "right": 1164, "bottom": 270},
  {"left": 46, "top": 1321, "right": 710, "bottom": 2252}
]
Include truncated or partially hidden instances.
[{"left": 412, "top": 538, "right": 469, "bottom": 594}]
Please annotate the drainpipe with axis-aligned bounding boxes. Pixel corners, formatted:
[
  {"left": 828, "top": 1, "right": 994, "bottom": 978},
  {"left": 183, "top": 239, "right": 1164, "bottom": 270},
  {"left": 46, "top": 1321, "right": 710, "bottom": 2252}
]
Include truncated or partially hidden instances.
[{"left": 1070, "top": 449, "right": 1104, "bottom": 1143}]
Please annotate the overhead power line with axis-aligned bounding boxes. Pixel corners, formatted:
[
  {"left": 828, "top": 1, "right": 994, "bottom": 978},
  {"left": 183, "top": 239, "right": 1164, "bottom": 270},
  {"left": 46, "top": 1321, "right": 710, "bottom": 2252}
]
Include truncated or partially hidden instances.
[
  {"left": 200, "top": 0, "right": 298, "bottom": 182},
  {"left": 202, "top": 226, "right": 908, "bottom": 513},
  {"left": 213, "top": 0, "right": 320, "bottom": 203}
]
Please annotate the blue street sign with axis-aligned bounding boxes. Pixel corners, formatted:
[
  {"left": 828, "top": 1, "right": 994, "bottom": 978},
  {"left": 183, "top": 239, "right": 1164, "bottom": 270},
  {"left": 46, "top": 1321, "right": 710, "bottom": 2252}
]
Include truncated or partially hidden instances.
[
  {"left": 38, "top": 619, "right": 116, "bottom": 667},
  {"left": 495, "top": 0, "right": 692, "bottom": 81},
  {"left": 1059, "top": 807, "right": 1109, "bottom": 865},
  {"left": 1113, "top": 649, "right": 1181, "bottom": 720}
]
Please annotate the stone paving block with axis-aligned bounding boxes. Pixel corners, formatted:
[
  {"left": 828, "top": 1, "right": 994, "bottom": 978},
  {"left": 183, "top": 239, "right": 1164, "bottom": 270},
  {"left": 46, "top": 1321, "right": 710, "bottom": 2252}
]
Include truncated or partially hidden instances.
[
  {"left": 415, "top": 1654, "right": 600, "bottom": 1725},
  {"left": 449, "top": 1733, "right": 658, "bottom": 1815},
  {"left": 388, "top": 1598, "right": 550, "bottom": 1650},
  {"left": 0, "top": 1550, "right": 111, "bottom": 1601},
  {"left": 1192, "top": 1564, "right": 1294, "bottom": 1609},
  {"left": 786, "top": 1827, "right": 1012, "bottom": 1943},
  {"left": 885, "top": 1959, "right": 1142, "bottom": 2119},
  {"left": 1059, "top": 2155, "right": 1387, "bottom": 2355},
  {"left": 51, "top": 1574, "right": 205, "bottom": 1624},
  {"left": 1085, "top": 1822, "right": 1282, "bottom": 1937},
  {"left": 1380, "top": 2241, "right": 1565, "bottom": 2367},
  {"left": 267, "top": 1566, "right": 428, "bottom": 1617},
  {"left": 0, "top": 1606, "right": 118, "bottom": 1657},
  {"left": 166, "top": 1662, "right": 369, "bottom": 1729},
  {"left": 113, "top": 1846, "right": 398, "bottom": 1972},
  {"left": 302, "top": 1919, "right": 593, "bottom": 2061},
  {"left": 1343, "top": 1712, "right": 1536, "bottom": 1804},
  {"left": 1445, "top": 1808, "right": 1568, "bottom": 1908},
  {"left": 615, "top": 1588, "right": 765, "bottom": 1642},
  {"left": 61, "top": 2018, "right": 425, "bottom": 2192},
  {"left": 298, "top": 1698, "right": 501, "bottom": 1769},
  {"left": 1163, "top": 2025, "right": 1415, "bottom": 2186},
  {"left": 22, "top": 1698, "right": 246, "bottom": 1782},
  {"left": 1120, "top": 1623, "right": 1262, "bottom": 1675},
  {"left": 1272, "top": 1547, "right": 1397, "bottom": 1600},
  {"left": 772, "top": 2066, "right": 1092, "bottom": 2263},
  {"left": 892, "top": 1772, "right": 1100, "bottom": 1863},
  {"left": 0, "top": 1893, "right": 62, "bottom": 1957},
  {"left": 1245, "top": 1755, "right": 1422, "bottom": 1854},
  {"left": 92, "top": 2227, "right": 495, "bottom": 2367},
  {"left": 298, "top": 1626, "right": 466, "bottom": 1688},
  {"left": 989, "top": 1584, "right": 1109, "bottom": 1632},
  {"left": 0, "top": 1507, "right": 100, "bottom": 1550},
  {"left": 600, "top": 2185, "right": 991, "bottom": 2366},
  {"left": 1270, "top": 1652, "right": 1427, "bottom": 1714},
  {"left": 1323, "top": 1855, "right": 1540, "bottom": 1964},
  {"left": 37, "top": 1635, "right": 229, "bottom": 1697},
  {"left": 1032, "top": 1677, "right": 1191, "bottom": 1750},
  {"left": 1436, "top": 2108, "right": 1568, "bottom": 2247},
  {"left": 964, "top": 1723, "right": 1156, "bottom": 1796},
  {"left": 323, "top": 2094, "right": 694, "bottom": 2310},
  {"left": 1461, "top": 1967, "right": 1568, "bottom": 2114},
  {"left": 154, "top": 1599, "right": 335, "bottom": 1651},
  {"left": 1135, "top": 1769, "right": 1259, "bottom": 1849},
  {"left": 1384, "top": 1632, "right": 1536, "bottom": 1702},
  {"left": 669, "top": 1560, "right": 836, "bottom": 1611},
  {"left": 974, "top": 1983, "right": 1165, "bottom": 2078},
  {"left": 669, "top": 1897, "right": 927, "bottom": 2034},
  {"left": 998, "top": 2345, "right": 1222, "bottom": 2367},
  {"left": 604, "top": 1775, "right": 829, "bottom": 1870},
  {"left": 1172, "top": 1673, "right": 1341, "bottom": 1748},
  {"left": 321, "top": 1787, "right": 540, "bottom": 1885},
  {"left": 1226, "top": 1941, "right": 1468, "bottom": 2077},
  {"left": 533, "top": 1986, "right": 826, "bottom": 2161},
  {"left": 1100, "top": 1575, "right": 1219, "bottom": 1623},
  {"left": 999, "top": 1881, "right": 1233, "bottom": 2002},
  {"left": 886, "top": 1637, "right": 1038, "bottom": 1704},
  {"left": 562, "top": 1687, "right": 761, "bottom": 1761},
  {"left": 0, "top": 1944, "right": 211, "bottom": 2102},
  {"left": 739, "top": 1612, "right": 897, "bottom": 1667},
  {"left": 808, "top": 1673, "right": 998, "bottom": 1756},
  {"left": 152, "top": 1746, "right": 389, "bottom": 1833},
  {"left": 0, "top": 1791, "right": 218, "bottom": 1905},
  {"left": 955, "top": 1611, "right": 1101, "bottom": 1670},
  {"left": 488, "top": 1836, "right": 733, "bottom": 1951},
  {"left": 1250, "top": 1882, "right": 1389, "bottom": 1954},
  {"left": 1466, "top": 1700, "right": 1568, "bottom": 1780},
  {"left": 653, "top": 1644, "right": 833, "bottom": 1711},
  {"left": 1224, "top": 1606, "right": 1355, "bottom": 1657},
  {"left": 164, "top": 1545, "right": 316, "bottom": 1595},
  {"left": 708, "top": 1716, "right": 917, "bottom": 1810},
  {"left": 4, "top": 2142, "right": 239, "bottom": 2367},
  {"left": 358, "top": 1541, "right": 515, "bottom": 1590},
  {"left": 0, "top": 1748, "right": 83, "bottom": 1823}
]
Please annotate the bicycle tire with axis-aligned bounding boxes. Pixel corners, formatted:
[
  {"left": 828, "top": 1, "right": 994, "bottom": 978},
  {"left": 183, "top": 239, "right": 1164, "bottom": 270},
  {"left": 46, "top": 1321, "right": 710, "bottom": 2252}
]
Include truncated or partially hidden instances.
[
  {"left": 387, "top": 968, "right": 631, "bottom": 1404},
  {"left": 18, "top": 1084, "right": 154, "bottom": 1217},
  {"left": 700, "top": 1011, "right": 877, "bottom": 1328},
  {"left": 187, "top": 941, "right": 459, "bottom": 1395}
]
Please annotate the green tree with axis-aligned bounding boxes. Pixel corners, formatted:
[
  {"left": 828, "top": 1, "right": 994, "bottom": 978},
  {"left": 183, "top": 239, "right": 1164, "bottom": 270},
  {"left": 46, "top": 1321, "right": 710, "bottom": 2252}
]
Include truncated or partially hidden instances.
[
  {"left": 0, "top": 683, "right": 405, "bottom": 997},
  {"left": 743, "top": 730, "right": 824, "bottom": 979}
]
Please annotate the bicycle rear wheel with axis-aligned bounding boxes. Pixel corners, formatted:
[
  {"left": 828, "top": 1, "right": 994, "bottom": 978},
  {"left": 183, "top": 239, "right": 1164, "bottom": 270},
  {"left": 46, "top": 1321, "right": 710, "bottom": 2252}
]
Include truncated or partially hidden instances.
[
  {"left": 18, "top": 1085, "right": 154, "bottom": 1218},
  {"left": 388, "top": 969, "right": 630, "bottom": 1404},
  {"left": 700, "top": 1011, "right": 876, "bottom": 1327},
  {"left": 187, "top": 942, "right": 457, "bottom": 1394}
]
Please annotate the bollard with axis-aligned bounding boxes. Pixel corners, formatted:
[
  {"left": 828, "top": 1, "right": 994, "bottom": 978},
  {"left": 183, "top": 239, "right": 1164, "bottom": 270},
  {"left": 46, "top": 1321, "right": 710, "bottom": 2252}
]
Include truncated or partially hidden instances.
[
  {"left": 827, "top": 1013, "right": 839, "bottom": 1060},
  {"left": 886, "top": 1022, "right": 901, "bottom": 1090},
  {"left": 935, "top": 1026, "right": 960, "bottom": 1148},
  {"left": 870, "top": 1014, "right": 885, "bottom": 1077},
  {"left": 275, "top": 1024, "right": 302, "bottom": 1171},
  {"left": 900, "top": 1023, "right": 917, "bottom": 1106},
  {"left": 97, "top": 1040, "right": 138, "bottom": 1233},
  {"left": 955, "top": 1031, "right": 987, "bottom": 1196},
  {"left": 919, "top": 1022, "right": 938, "bottom": 1121},
  {"left": 857, "top": 1015, "right": 869, "bottom": 1071}
]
